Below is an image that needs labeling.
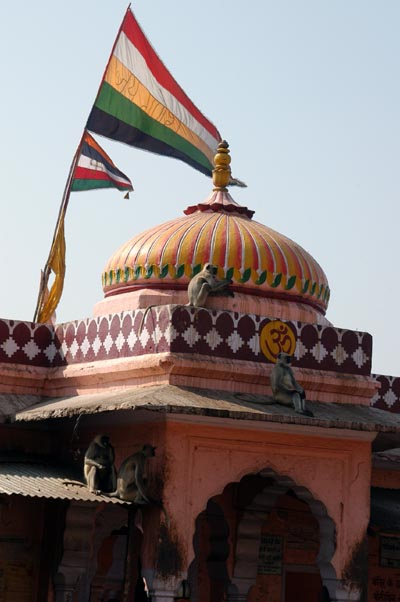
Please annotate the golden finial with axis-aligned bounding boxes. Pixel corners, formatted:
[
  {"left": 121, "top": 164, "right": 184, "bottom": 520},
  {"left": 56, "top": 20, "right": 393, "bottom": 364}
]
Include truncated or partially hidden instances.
[{"left": 212, "top": 140, "right": 231, "bottom": 191}]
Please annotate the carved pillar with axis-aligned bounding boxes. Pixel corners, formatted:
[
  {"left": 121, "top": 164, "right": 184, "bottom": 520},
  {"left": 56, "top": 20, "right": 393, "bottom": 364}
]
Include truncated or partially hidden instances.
[
  {"left": 324, "top": 579, "right": 362, "bottom": 601},
  {"left": 144, "top": 572, "right": 187, "bottom": 602},
  {"left": 54, "top": 501, "right": 97, "bottom": 602},
  {"left": 227, "top": 580, "right": 254, "bottom": 601}
]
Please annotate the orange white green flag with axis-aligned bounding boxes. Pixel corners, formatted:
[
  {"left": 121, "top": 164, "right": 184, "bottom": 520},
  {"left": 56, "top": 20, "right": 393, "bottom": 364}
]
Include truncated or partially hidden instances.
[{"left": 86, "top": 7, "right": 221, "bottom": 177}]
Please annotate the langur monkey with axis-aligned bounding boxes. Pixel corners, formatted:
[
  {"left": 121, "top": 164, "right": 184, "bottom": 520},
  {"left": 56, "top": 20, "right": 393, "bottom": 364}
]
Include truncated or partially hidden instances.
[
  {"left": 84, "top": 434, "right": 117, "bottom": 494},
  {"left": 188, "top": 263, "right": 233, "bottom": 307},
  {"left": 270, "top": 352, "right": 314, "bottom": 417},
  {"left": 112, "top": 444, "right": 156, "bottom": 503}
]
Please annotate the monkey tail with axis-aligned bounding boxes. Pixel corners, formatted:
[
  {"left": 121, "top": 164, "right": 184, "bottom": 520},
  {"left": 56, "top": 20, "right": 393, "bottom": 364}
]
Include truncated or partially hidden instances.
[
  {"left": 62, "top": 479, "right": 86, "bottom": 487},
  {"left": 101, "top": 490, "right": 119, "bottom": 498}
]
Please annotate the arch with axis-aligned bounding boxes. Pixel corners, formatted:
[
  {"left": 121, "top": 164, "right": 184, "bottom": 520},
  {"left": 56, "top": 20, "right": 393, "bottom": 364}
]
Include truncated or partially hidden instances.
[
  {"left": 229, "top": 467, "right": 336, "bottom": 599},
  {"left": 189, "top": 467, "right": 356, "bottom": 602}
]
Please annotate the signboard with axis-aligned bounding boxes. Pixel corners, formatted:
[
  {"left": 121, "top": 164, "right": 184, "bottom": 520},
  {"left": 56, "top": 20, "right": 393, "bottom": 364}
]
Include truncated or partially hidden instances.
[
  {"left": 260, "top": 320, "right": 296, "bottom": 363},
  {"left": 257, "top": 535, "right": 283, "bottom": 575},
  {"left": 380, "top": 536, "right": 400, "bottom": 568}
]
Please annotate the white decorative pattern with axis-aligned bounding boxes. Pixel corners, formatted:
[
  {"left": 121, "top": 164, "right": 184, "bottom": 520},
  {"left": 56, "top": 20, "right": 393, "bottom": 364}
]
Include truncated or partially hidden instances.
[
  {"left": 331, "top": 344, "right": 348, "bottom": 366},
  {"left": 22, "top": 340, "right": 40, "bottom": 360},
  {"left": 103, "top": 334, "right": 114, "bottom": 354},
  {"left": 205, "top": 328, "right": 223, "bottom": 351},
  {"left": 2, "top": 337, "right": 19, "bottom": 358},
  {"left": 383, "top": 389, "right": 398, "bottom": 409},
  {"left": 227, "top": 332, "right": 244, "bottom": 353},
  {"left": 44, "top": 343, "right": 58, "bottom": 362},
  {"left": 247, "top": 334, "right": 260, "bottom": 355},
  {"left": 69, "top": 340, "right": 80, "bottom": 359},
  {"left": 80, "top": 337, "right": 91, "bottom": 356},
  {"left": 311, "top": 342, "right": 328, "bottom": 363},
  {"left": 352, "top": 348, "right": 367, "bottom": 369},
  {"left": 92, "top": 336, "right": 103, "bottom": 356},
  {"left": 295, "top": 340, "right": 308, "bottom": 360},
  {"left": 183, "top": 325, "right": 201, "bottom": 348}
]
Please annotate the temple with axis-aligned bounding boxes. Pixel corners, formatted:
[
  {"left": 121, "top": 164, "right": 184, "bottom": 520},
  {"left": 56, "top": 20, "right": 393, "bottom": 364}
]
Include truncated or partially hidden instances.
[{"left": 0, "top": 142, "right": 399, "bottom": 601}]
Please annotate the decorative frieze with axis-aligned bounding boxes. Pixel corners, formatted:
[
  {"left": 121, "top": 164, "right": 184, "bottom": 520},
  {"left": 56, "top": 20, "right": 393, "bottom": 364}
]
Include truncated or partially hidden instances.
[
  {"left": 371, "top": 375, "right": 400, "bottom": 413},
  {"left": 0, "top": 307, "right": 372, "bottom": 377}
]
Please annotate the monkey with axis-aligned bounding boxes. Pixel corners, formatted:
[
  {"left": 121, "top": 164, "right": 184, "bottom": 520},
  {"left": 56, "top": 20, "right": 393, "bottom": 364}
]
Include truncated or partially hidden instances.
[
  {"left": 110, "top": 444, "right": 170, "bottom": 526},
  {"left": 84, "top": 434, "right": 117, "bottom": 494},
  {"left": 187, "top": 263, "right": 233, "bottom": 307},
  {"left": 111, "top": 444, "right": 156, "bottom": 503},
  {"left": 270, "top": 352, "right": 314, "bottom": 417}
]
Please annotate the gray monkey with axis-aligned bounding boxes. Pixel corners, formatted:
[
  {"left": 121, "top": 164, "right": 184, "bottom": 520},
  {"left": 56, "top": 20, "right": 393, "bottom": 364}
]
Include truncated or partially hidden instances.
[
  {"left": 187, "top": 263, "right": 233, "bottom": 307},
  {"left": 112, "top": 444, "right": 156, "bottom": 503},
  {"left": 84, "top": 434, "right": 117, "bottom": 494},
  {"left": 270, "top": 352, "right": 313, "bottom": 417}
]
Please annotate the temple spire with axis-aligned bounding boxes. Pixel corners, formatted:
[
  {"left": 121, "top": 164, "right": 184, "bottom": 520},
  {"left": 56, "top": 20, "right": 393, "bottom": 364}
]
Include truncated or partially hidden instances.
[{"left": 212, "top": 140, "right": 232, "bottom": 191}]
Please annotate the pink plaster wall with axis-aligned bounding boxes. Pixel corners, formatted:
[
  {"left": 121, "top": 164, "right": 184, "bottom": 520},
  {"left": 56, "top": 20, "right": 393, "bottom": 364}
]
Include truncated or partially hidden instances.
[
  {"left": 93, "top": 289, "right": 331, "bottom": 326},
  {"left": 158, "top": 420, "right": 372, "bottom": 580}
]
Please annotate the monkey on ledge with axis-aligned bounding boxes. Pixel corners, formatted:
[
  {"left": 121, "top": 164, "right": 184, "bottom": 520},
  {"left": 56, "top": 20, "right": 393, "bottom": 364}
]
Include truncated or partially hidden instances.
[
  {"left": 187, "top": 263, "right": 233, "bottom": 307},
  {"left": 270, "top": 352, "right": 314, "bottom": 417}
]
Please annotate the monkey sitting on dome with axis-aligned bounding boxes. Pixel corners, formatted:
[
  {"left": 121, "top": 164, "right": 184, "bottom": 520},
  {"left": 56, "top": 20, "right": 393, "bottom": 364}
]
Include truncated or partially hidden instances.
[
  {"left": 270, "top": 352, "right": 314, "bottom": 417},
  {"left": 187, "top": 263, "right": 233, "bottom": 308}
]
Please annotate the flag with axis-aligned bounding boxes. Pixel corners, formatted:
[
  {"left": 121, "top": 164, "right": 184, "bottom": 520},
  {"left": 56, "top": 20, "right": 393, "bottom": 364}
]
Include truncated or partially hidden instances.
[
  {"left": 86, "top": 8, "right": 221, "bottom": 177},
  {"left": 35, "top": 219, "right": 66, "bottom": 323},
  {"left": 34, "top": 131, "right": 133, "bottom": 323},
  {"left": 71, "top": 131, "right": 133, "bottom": 192}
]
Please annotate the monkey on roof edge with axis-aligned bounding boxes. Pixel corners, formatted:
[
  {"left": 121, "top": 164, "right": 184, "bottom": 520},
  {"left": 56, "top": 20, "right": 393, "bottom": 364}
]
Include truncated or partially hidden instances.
[
  {"left": 187, "top": 263, "right": 233, "bottom": 307},
  {"left": 270, "top": 352, "right": 314, "bottom": 417}
]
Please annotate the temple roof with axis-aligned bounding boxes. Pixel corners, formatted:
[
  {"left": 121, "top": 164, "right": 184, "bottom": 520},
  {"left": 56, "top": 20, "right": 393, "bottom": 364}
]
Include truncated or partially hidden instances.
[
  {"left": 102, "top": 193, "right": 329, "bottom": 313},
  {"left": 13, "top": 385, "right": 400, "bottom": 434},
  {"left": 101, "top": 141, "right": 330, "bottom": 313}
]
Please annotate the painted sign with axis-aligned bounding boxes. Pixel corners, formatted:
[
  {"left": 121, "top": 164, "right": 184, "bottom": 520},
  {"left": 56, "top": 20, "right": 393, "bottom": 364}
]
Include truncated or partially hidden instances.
[
  {"left": 380, "top": 536, "right": 400, "bottom": 568},
  {"left": 257, "top": 535, "right": 283, "bottom": 575},
  {"left": 260, "top": 320, "right": 296, "bottom": 363}
]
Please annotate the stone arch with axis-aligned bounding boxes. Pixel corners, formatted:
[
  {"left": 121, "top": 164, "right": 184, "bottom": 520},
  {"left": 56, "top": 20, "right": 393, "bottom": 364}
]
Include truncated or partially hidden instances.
[
  {"left": 229, "top": 467, "right": 336, "bottom": 600},
  {"left": 189, "top": 467, "right": 356, "bottom": 602}
]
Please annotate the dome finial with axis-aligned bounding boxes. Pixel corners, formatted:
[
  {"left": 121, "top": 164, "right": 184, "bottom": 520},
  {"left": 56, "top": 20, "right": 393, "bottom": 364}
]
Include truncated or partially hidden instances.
[{"left": 212, "top": 140, "right": 231, "bottom": 191}]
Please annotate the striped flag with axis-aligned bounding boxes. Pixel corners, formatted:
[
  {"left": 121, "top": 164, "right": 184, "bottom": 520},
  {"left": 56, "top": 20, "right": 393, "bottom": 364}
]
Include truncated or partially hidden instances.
[
  {"left": 86, "top": 8, "right": 221, "bottom": 177},
  {"left": 72, "top": 131, "right": 133, "bottom": 193}
]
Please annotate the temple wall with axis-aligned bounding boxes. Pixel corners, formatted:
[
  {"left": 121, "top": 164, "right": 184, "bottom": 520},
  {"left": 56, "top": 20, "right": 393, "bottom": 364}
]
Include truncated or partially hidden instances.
[{"left": 155, "top": 419, "right": 373, "bottom": 582}]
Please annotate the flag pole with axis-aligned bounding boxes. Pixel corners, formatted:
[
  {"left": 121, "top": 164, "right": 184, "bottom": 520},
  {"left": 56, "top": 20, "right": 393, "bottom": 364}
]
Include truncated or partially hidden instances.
[{"left": 33, "top": 131, "right": 86, "bottom": 322}]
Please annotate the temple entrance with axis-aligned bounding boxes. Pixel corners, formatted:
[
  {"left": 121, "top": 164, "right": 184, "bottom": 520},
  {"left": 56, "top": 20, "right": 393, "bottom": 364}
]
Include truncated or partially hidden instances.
[{"left": 189, "top": 469, "right": 335, "bottom": 602}]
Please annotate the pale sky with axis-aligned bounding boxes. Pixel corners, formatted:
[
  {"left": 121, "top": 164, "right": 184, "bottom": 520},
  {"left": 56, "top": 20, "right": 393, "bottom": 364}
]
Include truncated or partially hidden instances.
[{"left": 0, "top": 1, "right": 399, "bottom": 376}]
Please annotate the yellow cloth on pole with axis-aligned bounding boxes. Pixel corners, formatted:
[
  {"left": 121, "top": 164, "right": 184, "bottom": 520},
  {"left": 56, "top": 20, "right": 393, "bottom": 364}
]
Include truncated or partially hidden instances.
[{"left": 37, "top": 219, "right": 66, "bottom": 324}]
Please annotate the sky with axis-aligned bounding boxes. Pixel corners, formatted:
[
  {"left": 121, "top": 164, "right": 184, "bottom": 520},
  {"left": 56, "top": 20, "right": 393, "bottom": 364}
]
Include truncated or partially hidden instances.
[{"left": 0, "top": 1, "right": 399, "bottom": 376}]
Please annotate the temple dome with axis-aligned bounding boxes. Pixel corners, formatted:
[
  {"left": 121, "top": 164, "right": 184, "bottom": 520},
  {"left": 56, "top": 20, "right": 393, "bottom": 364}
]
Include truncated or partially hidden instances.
[{"left": 101, "top": 189, "right": 330, "bottom": 315}]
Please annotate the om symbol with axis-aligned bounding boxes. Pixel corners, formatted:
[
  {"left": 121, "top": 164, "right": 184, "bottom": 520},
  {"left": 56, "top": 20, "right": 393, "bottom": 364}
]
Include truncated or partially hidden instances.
[{"left": 260, "top": 320, "right": 296, "bottom": 363}]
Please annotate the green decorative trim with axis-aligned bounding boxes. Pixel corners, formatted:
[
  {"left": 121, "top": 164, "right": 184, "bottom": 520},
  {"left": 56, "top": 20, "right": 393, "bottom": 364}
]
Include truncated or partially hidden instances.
[
  {"left": 239, "top": 267, "right": 251, "bottom": 283},
  {"left": 226, "top": 267, "right": 234, "bottom": 280},
  {"left": 144, "top": 265, "right": 154, "bottom": 279},
  {"left": 160, "top": 265, "right": 169, "bottom": 278},
  {"left": 256, "top": 270, "right": 267, "bottom": 285},
  {"left": 271, "top": 273, "right": 282, "bottom": 288},
  {"left": 102, "top": 261, "right": 329, "bottom": 309},
  {"left": 175, "top": 264, "right": 185, "bottom": 279},
  {"left": 191, "top": 264, "right": 202, "bottom": 277},
  {"left": 285, "top": 275, "right": 296, "bottom": 290}
]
